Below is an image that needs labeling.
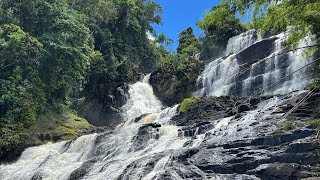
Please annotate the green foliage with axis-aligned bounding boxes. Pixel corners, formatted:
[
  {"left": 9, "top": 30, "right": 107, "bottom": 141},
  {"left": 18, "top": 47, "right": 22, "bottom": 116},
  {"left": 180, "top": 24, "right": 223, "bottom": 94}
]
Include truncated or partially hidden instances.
[
  {"left": 68, "top": 0, "right": 163, "bottom": 104},
  {"left": 280, "top": 120, "right": 295, "bottom": 131},
  {"left": 1, "top": 0, "right": 95, "bottom": 102},
  {"left": 223, "top": 0, "right": 271, "bottom": 18},
  {"left": 154, "top": 27, "right": 201, "bottom": 104},
  {"left": 157, "top": 54, "right": 200, "bottom": 103},
  {"left": 179, "top": 96, "right": 201, "bottom": 113},
  {"left": 197, "top": 3, "right": 247, "bottom": 59},
  {"left": 308, "top": 119, "right": 320, "bottom": 129},
  {"left": 224, "top": 0, "right": 320, "bottom": 49},
  {"left": 156, "top": 33, "right": 173, "bottom": 47},
  {"left": 0, "top": 24, "right": 46, "bottom": 150},
  {"left": 0, "top": 0, "right": 163, "bottom": 153},
  {"left": 177, "top": 27, "right": 201, "bottom": 56},
  {"left": 26, "top": 109, "right": 94, "bottom": 144},
  {"left": 255, "top": 0, "right": 319, "bottom": 48}
]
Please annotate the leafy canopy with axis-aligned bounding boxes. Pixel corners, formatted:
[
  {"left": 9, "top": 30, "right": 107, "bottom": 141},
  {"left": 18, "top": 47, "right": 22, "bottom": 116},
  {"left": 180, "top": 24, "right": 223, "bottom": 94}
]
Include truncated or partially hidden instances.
[
  {"left": 197, "top": 3, "right": 246, "bottom": 59},
  {"left": 177, "top": 27, "right": 201, "bottom": 56}
]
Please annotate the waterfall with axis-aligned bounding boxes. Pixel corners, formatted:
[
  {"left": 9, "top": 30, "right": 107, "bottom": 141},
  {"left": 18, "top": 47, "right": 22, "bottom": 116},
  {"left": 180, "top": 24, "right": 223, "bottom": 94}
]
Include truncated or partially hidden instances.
[
  {"left": 195, "top": 30, "right": 316, "bottom": 97},
  {"left": 194, "top": 54, "right": 239, "bottom": 97},
  {"left": 0, "top": 75, "right": 185, "bottom": 180},
  {"left": 225, "top": 29, "right": 260, "bottom": 56},
  {"left": 0, "top": 75, "right": 313, "bottom": 179},
  {"left": 0, "top": 30, "right": 317, "bottom": 180},
  {"left": 121, "top": 74, "right": 163, "bottom": 121}
]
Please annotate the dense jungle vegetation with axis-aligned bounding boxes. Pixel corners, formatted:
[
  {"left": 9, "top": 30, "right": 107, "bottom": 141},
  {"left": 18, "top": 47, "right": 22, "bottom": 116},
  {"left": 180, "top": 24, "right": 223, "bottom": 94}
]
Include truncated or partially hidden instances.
[{"left": 0, "top": 0, "right": 165, "bottom": 155}]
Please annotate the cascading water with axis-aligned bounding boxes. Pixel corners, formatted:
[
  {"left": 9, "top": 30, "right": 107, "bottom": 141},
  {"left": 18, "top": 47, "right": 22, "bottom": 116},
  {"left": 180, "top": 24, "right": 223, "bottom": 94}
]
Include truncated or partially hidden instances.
[
  {"left": 0, "top": 75, "right": 186, "bottom": 180},
  {"left": 0, "top": 73, "right": 313, "bottom": 179},
  {"left": 121, "top": 74, "right": 163, "bottom": 121},
  {"left": 195, "top": 30, "right": 316, "bottom": 97},
  {"left": 225, "top": 29, "right": 260, "bottom": 56},
  {"left": 1, "top": 30, "right": 318, "bottom": 180},
  {"left": 194, "top": 54, "right": 239, "bottom": 97}
]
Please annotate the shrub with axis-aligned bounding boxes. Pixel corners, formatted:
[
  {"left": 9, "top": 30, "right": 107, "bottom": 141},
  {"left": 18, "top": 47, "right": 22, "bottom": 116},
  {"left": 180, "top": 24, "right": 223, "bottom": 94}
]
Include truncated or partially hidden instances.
[
  {"left": 280, "top": 120, "right": 295, "bottom": 131},
  {"left": 307, "top": 119, "right": 320, "bottom": 129},
  {"left": 179, "top": 96, "right": 201, "bottom": 113}
]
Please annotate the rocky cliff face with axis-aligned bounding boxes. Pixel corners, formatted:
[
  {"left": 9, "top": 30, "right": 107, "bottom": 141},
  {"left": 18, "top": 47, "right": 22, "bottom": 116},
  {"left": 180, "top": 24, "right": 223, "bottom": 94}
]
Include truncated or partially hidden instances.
[
  {"left": 150, "top": 69, "right": 197, "bottom": 106},
  {"left": 150, "top": 58, "right": 200, "bottom": 106},
  {"left": 79, "top": 83, "right": 129, "bottom": 127},
  {"left": 168, "top": 90, "right": 320, "bottom": 179}
]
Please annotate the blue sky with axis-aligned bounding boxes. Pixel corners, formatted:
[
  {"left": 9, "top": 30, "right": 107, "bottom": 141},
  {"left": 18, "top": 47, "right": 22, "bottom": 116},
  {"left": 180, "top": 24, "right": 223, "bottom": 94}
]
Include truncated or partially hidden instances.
[{"left": 153, "top": 0, "right": 221, "bottom": 51}]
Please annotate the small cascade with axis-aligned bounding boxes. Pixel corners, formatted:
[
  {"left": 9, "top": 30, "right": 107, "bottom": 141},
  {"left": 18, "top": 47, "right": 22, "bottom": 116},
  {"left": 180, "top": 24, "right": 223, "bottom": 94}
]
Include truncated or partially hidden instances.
[
  {"left": 195, "top": 30, "right": 316, "bottom": 97},
  {"left": 121, "top": 74, "right": 163, "bottom": 121},
  {"left": 194, "top": 54, "right": 239, "bottom": 97},
  {"left": 225, "top": 29, "right": 260, "bottom": 56}
]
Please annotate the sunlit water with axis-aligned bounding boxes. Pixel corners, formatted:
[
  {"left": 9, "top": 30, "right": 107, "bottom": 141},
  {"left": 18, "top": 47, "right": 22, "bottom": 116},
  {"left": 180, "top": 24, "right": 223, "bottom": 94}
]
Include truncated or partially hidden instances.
[{"left": 195, "top": 31, "right": 315, "bottom": 97}]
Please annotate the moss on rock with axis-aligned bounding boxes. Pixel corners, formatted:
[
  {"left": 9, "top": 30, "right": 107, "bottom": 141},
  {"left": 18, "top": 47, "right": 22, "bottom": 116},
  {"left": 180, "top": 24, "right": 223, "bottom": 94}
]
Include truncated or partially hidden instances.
[
  {"left": 0, "top": 109, "right": 95, "bottom": 162},
  {"left": 179, "top": 96, "right": 201, "bottom": 113},
  {"left": 25, "top": 110, "right": 95, "bottom": 145}
]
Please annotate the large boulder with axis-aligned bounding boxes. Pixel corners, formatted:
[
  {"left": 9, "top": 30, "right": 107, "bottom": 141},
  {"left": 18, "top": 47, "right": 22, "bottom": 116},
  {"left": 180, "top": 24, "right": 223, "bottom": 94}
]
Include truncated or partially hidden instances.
[
  {"left": 150, "top": 70, "right": 197, "bottom": 106},
  {"left": 171, "top": 96, "right": 237, "bottom": 126},
  {"left": 80, "top": 83, "right": 129, "bottom": 127}
]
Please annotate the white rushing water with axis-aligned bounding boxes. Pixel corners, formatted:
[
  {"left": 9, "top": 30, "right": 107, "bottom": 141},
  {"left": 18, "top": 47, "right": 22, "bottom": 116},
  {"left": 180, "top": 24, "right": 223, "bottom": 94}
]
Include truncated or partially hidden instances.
[
  {"left": 195, "top": 54, "right": 239, "bottom": 97},
  {"left": 195, "top": 30, "right": 316, "bottom": 97},
  {"left": 225, "top": 29, "right": 260, "bottom": 56},
  {"left": 0, "top": 76, "right": 311, "bottom": 180},
  {"left": 121, "top": 74, "right": 163, "bottom": 121}
]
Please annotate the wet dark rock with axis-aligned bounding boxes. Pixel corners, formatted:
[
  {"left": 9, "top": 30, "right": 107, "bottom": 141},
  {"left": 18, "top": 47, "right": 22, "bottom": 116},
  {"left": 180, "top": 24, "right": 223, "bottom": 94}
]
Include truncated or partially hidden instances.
[
  {"left": 79, "top": 83, "right": 129, "bottom": 127},
  {"left": 284, "top": 141, "right": 318, "bottom": 153},
  {"left": 172, "top": 91, "right": 320, "bottom": 179},
  {"left": 178, "top": 122, "right": 213, "bottom": 137},
  {"left": 114, "top": 83, "right": 129, "bottom": 107},
  {"left": 176, "top": 148, "right": 200, "bottom": 161},
  {"left": 248, "top": 163, "right": 298, "bottom": 180},
  {"left": 238, "top": 104, "right": 250, "bottom": 113},
  {"left": 135, "top": 72, "right": 144, "bottom": 82},
  {"left": 69, "top": 160, "right": 96, "bottom": 180},
  {"left": 117, "top": 153, "right": 169, "bottom": 179},
  {"left": 246, "top": 163, "right": 320, "bottom": 180},
  {"left": 236, "top": 36, "right": 277, "bottom": 66},
  {"left": 129, "top": 123, "right": 161, "bottom": 152},
  {"left": 31, "top": 172, "right": 43, "bottom": 180},
  {"left": 252, "top": 129, "right": 314, "bottom": 146},
  {"left": 150, "top": 60, "right": 200, "bottom": 106},
  {"left": 172, "top": 96, "right": 236, "bottom": 126}
]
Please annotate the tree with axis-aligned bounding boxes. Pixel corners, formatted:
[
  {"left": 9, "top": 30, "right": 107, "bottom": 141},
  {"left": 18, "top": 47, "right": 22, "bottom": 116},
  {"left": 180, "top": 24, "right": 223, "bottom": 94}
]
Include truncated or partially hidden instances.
[
  {"left": 0, "top": 0, "right": 96, "bottom": 103},
  {"left": 0, "top": 24, "right": 46, "bottom": 150},
  {"left": 152, "top": 28, "right": 201, "bottom": 105},
  {"left": 197, "top": 3, "right": 246, "bottom": 59},
  {"left": 224, "top": 0, "right": 320, "bottom": 48},
  {"left": 223, "top": 0, "right": 272, "bottom": 17},
  {"left": 177, "top": 27, "right": 201, "bottom": 56}
]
